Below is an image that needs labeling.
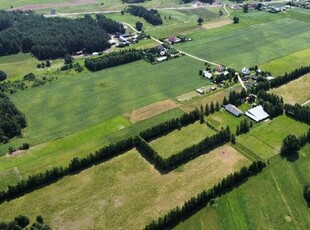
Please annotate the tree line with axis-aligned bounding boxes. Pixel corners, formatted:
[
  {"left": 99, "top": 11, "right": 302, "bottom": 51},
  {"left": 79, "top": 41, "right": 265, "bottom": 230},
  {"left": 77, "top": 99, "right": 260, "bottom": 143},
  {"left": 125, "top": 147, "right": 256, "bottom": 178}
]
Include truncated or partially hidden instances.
[
  {"left": 251, "top": 65, "right": 310, "bottom": 94},
  {"left": 123, "top": 0, "right": 147, "bottom": 3},
  {"left": 137, "top": 126, "right": 231, "bottom": 171},
  {"left": 0, "top": 11, "right": 125, "bottom": 59},
  {"left": 284, "top": 103, "right": 310, "bottom": 124},
  {"left": 257, "top": 91, "right": 284, "bottom": 118},
  {"left": 144, "top": 161, "right": 266, "bottom": 230},
  {"left": 0, "top": 110, "right": 201, "bottom": 202},
  {"left": 0, "top": 214, "right": 51, "bottom": 230},
  {"left": 84, "top": 49, "right": 142, "bottom": 71},
  {"left": 228, "top": 89, "right": 247, "bottom": 107},
  {"left": 182, "top": 0, "right": 214, "bottom": 4},
  {"left": 280, "top": 128, "right": 310, "bottom": 157},
  {"left": 126, "top": 5, "right": 163, "bottom": 25},
  {"left": 236, "top": 119, "right": 252, "bottom": 136},
  {"left": 0, "top": 93, "right": 27, "bottom": 143}
]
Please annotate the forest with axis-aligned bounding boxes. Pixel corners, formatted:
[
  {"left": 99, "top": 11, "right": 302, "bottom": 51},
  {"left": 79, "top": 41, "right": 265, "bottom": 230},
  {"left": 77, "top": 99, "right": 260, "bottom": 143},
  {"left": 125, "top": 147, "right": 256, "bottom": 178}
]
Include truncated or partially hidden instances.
[
  {"left": 0, "top": 93, "right": 26, "bottom": 143},
  {"left": 127, "top": 5, "right": 163, "bottom": 25},
  {"left": 0, "top": 11, "right": 125, "bottom": 59}
]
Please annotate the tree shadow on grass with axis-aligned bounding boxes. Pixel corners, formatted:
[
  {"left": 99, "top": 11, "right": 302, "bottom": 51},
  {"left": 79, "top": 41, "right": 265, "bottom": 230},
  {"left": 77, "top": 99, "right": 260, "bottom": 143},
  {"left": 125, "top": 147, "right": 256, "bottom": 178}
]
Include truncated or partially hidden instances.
[{"left": 281, "top": 152, "right": 299, "bottom": 162}]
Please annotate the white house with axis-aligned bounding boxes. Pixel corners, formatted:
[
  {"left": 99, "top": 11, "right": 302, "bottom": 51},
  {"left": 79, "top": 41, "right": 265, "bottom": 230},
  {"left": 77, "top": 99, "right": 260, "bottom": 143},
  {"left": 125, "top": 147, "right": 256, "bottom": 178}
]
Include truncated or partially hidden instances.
[{"left": 202, "top": 71, "right": 213, "bottom": 79}]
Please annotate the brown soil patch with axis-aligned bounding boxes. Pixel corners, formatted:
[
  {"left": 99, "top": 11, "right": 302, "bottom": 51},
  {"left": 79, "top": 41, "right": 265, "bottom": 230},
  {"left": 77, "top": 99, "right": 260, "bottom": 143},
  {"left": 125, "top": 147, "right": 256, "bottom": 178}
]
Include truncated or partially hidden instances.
[
  {"left": 124, "top": 99, "right": 180, "bottom": 124},
  {"left": 202, "top": 19, "right": 232, "bottom": 30},
  {"left": 6, "top": 150, "right": 25, "bottom": 158},
  {"left": 13, "top": 0, "right": 96, "bottom": 11}
]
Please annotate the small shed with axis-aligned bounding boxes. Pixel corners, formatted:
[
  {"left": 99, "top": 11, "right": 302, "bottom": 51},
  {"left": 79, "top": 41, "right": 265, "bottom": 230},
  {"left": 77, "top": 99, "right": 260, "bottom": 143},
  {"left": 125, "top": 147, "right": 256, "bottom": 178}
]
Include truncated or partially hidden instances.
[
  {"left": 223, "top": 104, "right": 243, "bottom": 117},
  {"left": 156, "top": 56, "right": 167, "bottom": 62},
  {"left": 202, "top": 71, "right": 213, "bottom": 79}
]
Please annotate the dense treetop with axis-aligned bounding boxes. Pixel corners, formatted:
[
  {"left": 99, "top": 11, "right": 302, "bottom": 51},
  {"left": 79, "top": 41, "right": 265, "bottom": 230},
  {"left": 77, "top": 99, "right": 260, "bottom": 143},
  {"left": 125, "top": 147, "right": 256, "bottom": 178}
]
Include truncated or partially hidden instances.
[
  {"left": 0, "top": 92, "right": 26, "bottom": 143},
  {"left": 127, "top": 5, "right": 163, "bottom": 25},
  {"left": 0, "top": 11, "right": 125, "bottom": 59}
]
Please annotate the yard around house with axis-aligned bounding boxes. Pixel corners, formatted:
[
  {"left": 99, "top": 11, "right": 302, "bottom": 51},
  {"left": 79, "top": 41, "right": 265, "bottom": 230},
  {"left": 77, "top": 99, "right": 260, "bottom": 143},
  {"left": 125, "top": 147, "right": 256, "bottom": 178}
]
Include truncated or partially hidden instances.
[
  {"left": 0, "top": 145, "right": 250, "bottom": 229},
  {"left": 174, "top": 144, "right": 310, "bottom": 230},
  {"left": 149, "top": 122, "right": 216, "bottom": 158}
]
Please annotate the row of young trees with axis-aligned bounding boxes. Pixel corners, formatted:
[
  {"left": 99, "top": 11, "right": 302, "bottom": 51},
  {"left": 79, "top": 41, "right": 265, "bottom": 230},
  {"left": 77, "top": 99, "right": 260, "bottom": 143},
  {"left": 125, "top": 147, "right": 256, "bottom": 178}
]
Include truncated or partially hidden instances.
[
  {"left": 85, "top": 49, "right": 142, "bottom": 71},
  {"left": 236, "top": 119, "right": 252, "bottom": 136},
  {"left": 0, "top": 110, "right": 201, "bottom": 202},
  {"left": 204, "top": 101, "right": 221, "bottom": 116},
  {"left": 126, "top": 6, "right": 163, "bottom": 25},
  {"left": 284, "top": 104, "right": 310, "bottom": 123},
  {"left": 137, "top": 126, "right": 231, "bottom": 171},
  {"left": 0, "top": 93, "right": 27, "bottom": 143},
  {"left": 144, "top": 161, "right": 266, "bottom": 230},
  {"left": 0, "top": 11, "right": 125, "bottom": 59}
]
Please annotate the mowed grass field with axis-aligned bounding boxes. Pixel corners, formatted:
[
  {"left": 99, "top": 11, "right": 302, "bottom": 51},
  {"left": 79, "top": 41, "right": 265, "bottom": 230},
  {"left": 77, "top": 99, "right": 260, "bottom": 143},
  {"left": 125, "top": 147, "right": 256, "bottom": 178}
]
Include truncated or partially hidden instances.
[
  {"left": 175, "top": 144, "right": 310, "bottom": 230},
  {"left": 0, "top": 109, "right": 184, "bottom": 190},
  {"left": 0, "top": 145, "right": 250, "bottom": 229},
  {"left": 4, "top": 57, "right": 205, "bottom": 152},
  {"left": 260, "top": 48, "right": 310, "bottom": 76},
  {"left": 270, "top": 73, "right": 310, "bottom": 105},
  {"left": 174, "top": 14, "right": 310, "bottom": 70},
  {"left": 238, "top": 115, "right": 309, "bottom": 160},
  {"left": 150, "top": 122, "right": 216, "bottom": 158}
]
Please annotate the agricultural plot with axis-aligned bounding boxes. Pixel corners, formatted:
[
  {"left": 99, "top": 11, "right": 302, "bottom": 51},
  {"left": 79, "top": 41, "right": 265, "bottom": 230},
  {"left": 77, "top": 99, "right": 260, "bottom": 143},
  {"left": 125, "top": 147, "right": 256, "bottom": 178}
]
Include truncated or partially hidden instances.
[
  {"left": 270, "top": 73, "right": 310, "bottom": 105},
  {"left": 0, "top": 109, "right": 184, "bottom": 189},
  {"left": 0, "top": 146, "right": 250, "bottom": 229},
  {"left": 175, "top": 16, "right": 310, "bottom": 70},
  {"left": 149, "top": 122, "right": 216, "bottom": 158},
  {"left": 238, "top": 115, "right": 309, "bottom": 160},
  {"left": 260, "top": 48, "right": 310, "bottom": 76},
  {"left": 4, "top": 57, "right": 204, "bottom": 150},
  {"left": 175, "top": 144, "right": 310, "bottom": 230}
]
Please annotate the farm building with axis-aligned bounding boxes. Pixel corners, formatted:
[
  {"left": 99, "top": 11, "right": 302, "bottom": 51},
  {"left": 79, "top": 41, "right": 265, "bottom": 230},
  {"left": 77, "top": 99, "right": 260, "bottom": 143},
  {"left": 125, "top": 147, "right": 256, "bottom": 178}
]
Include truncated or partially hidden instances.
[
  {"left": 202, "top": 71, "right": 213, "bottom": 79},
  {"left": 223, "top": 104, "right": 243, "bottom": 117},
  {"left": 156, "top": 56, "right": 167, "bottom": 62},
  {"left": 241, "top": 67, "right": 250, "bottom": 75},
  {"left": 245, "top": 105, "right": 269, "bottom": 122},
  {"left": 196, "top": 87, "right": 204, "bottom": 94}
]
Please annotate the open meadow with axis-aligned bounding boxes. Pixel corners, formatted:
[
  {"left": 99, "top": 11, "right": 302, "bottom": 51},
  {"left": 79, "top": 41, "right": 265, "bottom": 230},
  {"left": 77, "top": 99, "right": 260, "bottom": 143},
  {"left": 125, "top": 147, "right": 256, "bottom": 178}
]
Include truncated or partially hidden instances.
[
  {"left": 3, "top": 57, "right": 206, "bottom": 152},
  {"left": 175, "top": 144, "right": 310, "bottom": 230},
  {"left": 270, "top": 73, "right": 310, "bottom": 105},
  {"left": 0, "top": 145, "right": 250, "bottom": 229},
  {"left": 150, "top": 122, "right": 216, "bottom": 158},
  {"left": 237, "top": 115, "right": 309, "bottom": 160},
  {"left": 174, "top": 12, "right": 310, "bottom": 70}
]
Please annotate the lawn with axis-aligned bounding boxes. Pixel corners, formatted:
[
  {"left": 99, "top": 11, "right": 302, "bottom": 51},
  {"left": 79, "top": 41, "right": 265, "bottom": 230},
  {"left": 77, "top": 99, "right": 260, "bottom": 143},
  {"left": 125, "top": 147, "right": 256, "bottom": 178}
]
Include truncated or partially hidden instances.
[
  {"left": 4, "top": 57, "right": 205, "bottom": 151},
  {"left": 174, "top": 15, "right": 310, "bottom": 70},
  {"left": 270, "top": 73, "right": 310, "bottom": 105},
  {"left": 0, "top": 145, "right": 250, "bottom": 229},
  {"left": 175, "top": 144, "right": 310, "bottom": 230},
  {"left": 150, "top": 122, "right": 216, "bottom": 158},
  {"left": 238, "top": 115, "right": 309, "bottom": 160},
  {"left": 0, "top": 109, "right": 184, "bottom": 190},
  {"left": 260, "top": 48, "right": 310, "bottom": 76}
]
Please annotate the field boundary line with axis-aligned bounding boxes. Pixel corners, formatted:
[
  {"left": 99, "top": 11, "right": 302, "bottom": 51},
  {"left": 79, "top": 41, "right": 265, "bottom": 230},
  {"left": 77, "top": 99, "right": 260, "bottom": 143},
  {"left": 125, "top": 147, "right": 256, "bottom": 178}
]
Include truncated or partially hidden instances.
[{"left": 271, "top": 172, "right": 297, "bottom": 228}]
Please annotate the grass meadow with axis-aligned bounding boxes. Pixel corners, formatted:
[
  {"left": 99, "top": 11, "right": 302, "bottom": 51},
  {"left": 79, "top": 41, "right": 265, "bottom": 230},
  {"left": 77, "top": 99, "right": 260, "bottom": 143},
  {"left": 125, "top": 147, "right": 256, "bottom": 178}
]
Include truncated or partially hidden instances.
[
  {"left": 175, "top": 144, "right": 310, "bottom": 230},
  {"left": 0, "top": 145, "right": 250, "bottom": 229},
  {"left": 2, "top": 57, "right": 205, "bottom": 152},
  {"left": 270, "top": 73, "right": 310, "bottom": 105},
  {"left": 150, "top": 122, "right": 216, "bottom": 158},
  {"left": 174, "top": 14, "right": 310, "bottom": 70},
  {"left": 260, "top": 48, "right": 310, "bottom": 76},
  {"left": 0, "top": 109, "right": 184, "bottom": 190},
  {"left": 238, "top": 115, "right": 309, "bottom": 160}
]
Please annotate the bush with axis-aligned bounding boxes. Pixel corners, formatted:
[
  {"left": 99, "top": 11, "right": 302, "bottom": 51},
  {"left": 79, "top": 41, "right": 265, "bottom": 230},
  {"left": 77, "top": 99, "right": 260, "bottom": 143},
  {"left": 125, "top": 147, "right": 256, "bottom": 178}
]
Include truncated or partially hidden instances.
[{"left": 0, "top": 71, "right": 7, "bottom": 82}]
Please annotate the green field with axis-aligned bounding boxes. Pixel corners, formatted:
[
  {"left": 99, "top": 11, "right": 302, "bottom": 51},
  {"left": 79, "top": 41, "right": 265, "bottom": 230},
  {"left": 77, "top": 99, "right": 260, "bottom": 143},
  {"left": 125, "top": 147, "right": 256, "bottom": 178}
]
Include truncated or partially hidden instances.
[
  {"left": 2, "top": 57, "right": 206, "bottom": 152},
  {"left": 238, "top": 115, "right": 309, "bottom": 160},
  {"left": 0, "top": 53, "right": 63, "bottom": 80},
  {"left": 0, "top": 109, "right": 184, "bottom": 190},
  {"left": 175, "top": 14, "right": 310, "bottom": 70},
  {"left": 270, "top": 73, "right": 310, "bottom": 105},
  {"left": 150, "top": 122, "right": 216, "bottom": 158},
  {"left": 260, "top": 48, "right": 310, "bottom": 76},
  {"left": 0, "top": 145, "right": 250, "bottom": 229},
  {"left": 175, "top": 144, "right": 310, "bottom": 230}
]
